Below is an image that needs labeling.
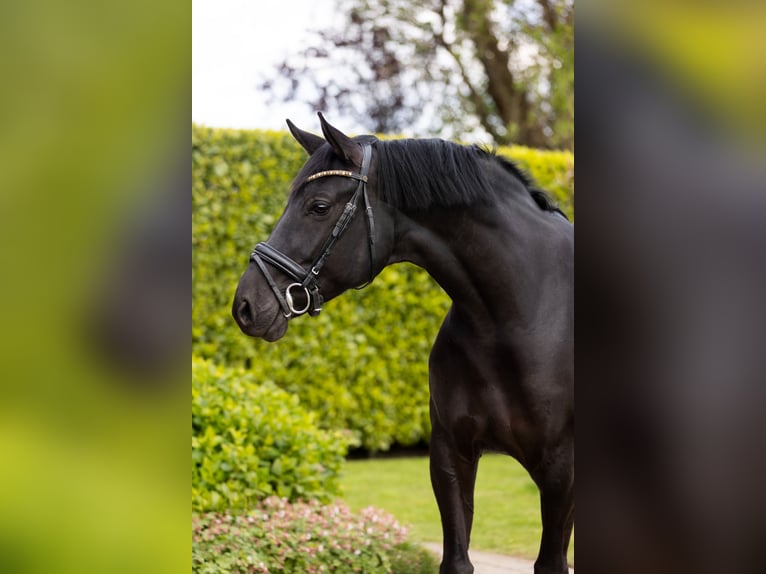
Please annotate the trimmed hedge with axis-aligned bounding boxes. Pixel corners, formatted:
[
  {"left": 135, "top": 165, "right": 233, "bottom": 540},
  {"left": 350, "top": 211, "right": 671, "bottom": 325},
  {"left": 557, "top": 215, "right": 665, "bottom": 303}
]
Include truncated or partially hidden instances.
[
  {"left": 192, "top": 124, "right": 573, "bottom": 451},
  {"left": 192, "top": 357, "right": 347, "bottom": 511}
]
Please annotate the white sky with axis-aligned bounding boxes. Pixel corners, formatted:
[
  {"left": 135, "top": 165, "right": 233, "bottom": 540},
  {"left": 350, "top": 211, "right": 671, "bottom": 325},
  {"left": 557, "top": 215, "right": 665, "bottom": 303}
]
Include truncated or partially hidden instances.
[
  {"left": 192, "top": 0, "right": 352, "bottom": 132},
  {"left": 191, "top": 0, "right": 503, "bottom": 141}
]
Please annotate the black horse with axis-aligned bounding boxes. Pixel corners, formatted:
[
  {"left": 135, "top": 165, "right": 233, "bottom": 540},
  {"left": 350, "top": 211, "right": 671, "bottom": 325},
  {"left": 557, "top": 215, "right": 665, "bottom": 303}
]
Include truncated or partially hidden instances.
[{"left": 233, "top": 114, "right": 573, "bottom": 574}]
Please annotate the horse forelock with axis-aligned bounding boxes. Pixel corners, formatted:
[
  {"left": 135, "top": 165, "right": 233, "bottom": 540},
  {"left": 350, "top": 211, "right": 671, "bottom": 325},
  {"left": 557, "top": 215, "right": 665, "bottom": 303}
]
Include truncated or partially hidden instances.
[{"left": 289, "top": 136, "right": 378, "bottom": 197}]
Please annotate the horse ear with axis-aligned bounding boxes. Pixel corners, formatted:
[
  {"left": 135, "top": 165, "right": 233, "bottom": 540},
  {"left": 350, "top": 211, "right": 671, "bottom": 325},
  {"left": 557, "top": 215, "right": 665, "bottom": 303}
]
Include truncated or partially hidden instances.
[
  {"left": 318, "top": 112, "right": 363, "bottom": 167},
  {"left": 286, "top": 119, "right": 325, "bottom": 155}
]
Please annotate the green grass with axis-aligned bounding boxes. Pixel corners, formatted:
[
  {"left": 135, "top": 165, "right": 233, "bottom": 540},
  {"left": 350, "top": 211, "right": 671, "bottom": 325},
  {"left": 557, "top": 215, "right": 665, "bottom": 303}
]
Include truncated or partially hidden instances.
[{"left": 340, "top": 453, "right": 573, "bottom": 563}]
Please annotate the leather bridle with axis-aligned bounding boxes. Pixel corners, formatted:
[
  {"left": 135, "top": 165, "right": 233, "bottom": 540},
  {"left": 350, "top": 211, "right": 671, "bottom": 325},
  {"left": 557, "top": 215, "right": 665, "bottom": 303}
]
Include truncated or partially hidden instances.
[{"left": 250, "top": 143, "right": 375, "bottom": 318}]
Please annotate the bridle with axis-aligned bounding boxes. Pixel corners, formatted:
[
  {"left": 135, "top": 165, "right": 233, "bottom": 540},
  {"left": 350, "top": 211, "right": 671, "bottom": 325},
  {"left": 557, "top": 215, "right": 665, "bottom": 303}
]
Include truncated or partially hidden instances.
[{"left": 249, "top": 143, "right": 375, "bottom": 318}]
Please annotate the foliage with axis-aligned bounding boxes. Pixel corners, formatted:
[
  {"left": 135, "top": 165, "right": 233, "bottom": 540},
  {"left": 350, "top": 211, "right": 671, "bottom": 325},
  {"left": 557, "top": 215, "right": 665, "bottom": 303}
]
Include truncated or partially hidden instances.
[
  {"left": 507, "top": 144, "right": 574, "bottom": 217},
  {"left": 192, "top": 497, "right": 438, "bottom": 574},
  {"left": 262, "top": 0, "right": 574, "bottom": 149},
  {"left": 192, "top": 357, "right": 348, "bottom": 511},
  {"left": 192, "top": 124, "right": 573, "bottom": 451}
]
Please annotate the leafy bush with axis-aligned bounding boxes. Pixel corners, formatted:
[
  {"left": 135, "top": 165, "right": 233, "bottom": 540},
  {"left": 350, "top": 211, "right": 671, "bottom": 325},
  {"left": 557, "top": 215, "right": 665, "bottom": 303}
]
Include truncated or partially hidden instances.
[
  {"left": 192, "top": 124, "right": 573, "bottom": 451},
  {"left": 505, "top": 144, "right": 574, "bottom": 218},
  {"left": 192, "top": 497, "right": 438, "bottom": 574},
  {"left": 192, "top": 357, "right": 347, "bottom": 511}
]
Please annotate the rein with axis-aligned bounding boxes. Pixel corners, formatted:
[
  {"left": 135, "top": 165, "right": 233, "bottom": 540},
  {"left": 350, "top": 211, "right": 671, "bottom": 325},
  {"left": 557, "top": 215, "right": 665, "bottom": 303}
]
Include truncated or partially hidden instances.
[{"left": 250, "top": 144, "right": 375, "bottom": 318}]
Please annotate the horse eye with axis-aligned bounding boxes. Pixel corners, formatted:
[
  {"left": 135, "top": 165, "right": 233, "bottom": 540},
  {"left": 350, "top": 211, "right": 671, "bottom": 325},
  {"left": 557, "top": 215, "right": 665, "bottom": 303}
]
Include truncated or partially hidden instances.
[{"left": 310, "top": 201, "right": 331, "bottom": 216}]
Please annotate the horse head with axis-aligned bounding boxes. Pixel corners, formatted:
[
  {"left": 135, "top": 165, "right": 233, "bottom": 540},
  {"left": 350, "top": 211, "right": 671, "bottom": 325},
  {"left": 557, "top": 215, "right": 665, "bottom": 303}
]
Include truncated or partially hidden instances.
[{"left": 232, "top": 114, "right": 394, "bottom": 341}]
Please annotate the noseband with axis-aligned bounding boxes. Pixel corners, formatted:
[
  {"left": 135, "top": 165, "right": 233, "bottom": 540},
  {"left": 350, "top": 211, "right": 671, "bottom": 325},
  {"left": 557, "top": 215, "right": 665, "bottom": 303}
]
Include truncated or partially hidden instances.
[{"left": 249, "top": 144, "right": 375, "bottom": 318}]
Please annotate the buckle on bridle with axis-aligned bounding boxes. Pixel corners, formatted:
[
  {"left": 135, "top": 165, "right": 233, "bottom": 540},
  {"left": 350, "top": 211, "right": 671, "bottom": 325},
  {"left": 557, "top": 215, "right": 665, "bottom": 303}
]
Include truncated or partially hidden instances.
[{"left": 285, "top": 283, "right": 312, "bottom": 316}]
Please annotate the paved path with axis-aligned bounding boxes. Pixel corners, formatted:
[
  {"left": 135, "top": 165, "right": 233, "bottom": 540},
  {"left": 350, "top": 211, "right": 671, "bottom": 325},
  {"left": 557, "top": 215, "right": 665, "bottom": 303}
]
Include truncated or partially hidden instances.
[{"left": 422, "top": 542, "right": 574, "bottom": 574}]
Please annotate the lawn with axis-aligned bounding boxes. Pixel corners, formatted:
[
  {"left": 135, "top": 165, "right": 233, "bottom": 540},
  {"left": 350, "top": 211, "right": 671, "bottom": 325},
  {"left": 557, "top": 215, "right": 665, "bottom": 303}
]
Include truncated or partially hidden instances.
[{"left": 340, "top": 453, "right": 574, "bottom": 563}]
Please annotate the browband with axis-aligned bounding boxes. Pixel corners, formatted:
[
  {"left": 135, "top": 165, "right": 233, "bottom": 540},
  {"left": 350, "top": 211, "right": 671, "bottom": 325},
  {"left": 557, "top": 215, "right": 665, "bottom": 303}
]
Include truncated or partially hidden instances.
[{"left": 306, "top": 170, "right": 367, "bottom": 183}]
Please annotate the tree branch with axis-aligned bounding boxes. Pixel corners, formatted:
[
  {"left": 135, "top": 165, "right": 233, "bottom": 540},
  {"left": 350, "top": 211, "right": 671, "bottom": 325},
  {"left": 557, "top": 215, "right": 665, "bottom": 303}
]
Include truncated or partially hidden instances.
[
  {"left": 537, "top": 0, "right": 559, "bottom": 31},
  {"left": 461, "top": 0, "right": 525, "bottom": 137},
  {"left": 434, "top": 0, "right": 506, "bottom": 143}
]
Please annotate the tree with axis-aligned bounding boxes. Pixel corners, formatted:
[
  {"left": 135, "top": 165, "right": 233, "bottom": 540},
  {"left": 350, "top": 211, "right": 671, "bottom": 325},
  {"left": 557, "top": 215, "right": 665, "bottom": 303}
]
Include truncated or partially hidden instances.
[{"left": 261, "top": 0, "right": 573, "bottom": 150}]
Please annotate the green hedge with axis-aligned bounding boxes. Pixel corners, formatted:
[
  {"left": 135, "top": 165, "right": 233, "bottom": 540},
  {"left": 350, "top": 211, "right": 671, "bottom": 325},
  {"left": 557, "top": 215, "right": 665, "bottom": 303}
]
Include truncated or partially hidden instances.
[
  {"left": 192, "top": 357, "right": 347, "bottom": 511},
  {"left": 192, "top": 124, "right": 573, "bottom": 451}
]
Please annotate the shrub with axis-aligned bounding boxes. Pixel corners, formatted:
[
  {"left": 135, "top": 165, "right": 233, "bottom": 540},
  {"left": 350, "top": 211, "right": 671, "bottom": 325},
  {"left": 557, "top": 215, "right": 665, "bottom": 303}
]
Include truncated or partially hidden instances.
[
  {"left": 501, "top": 144, "right": 574, "bottom": 218},
  {"left": 192, "top": 497, "right": 438, "bottom": 574},
  {"left": 192, "top": 357, "right": 348, "bottom": 511},
  {"left": 192, "top": 124, "right": 573, "bottom": 451}
]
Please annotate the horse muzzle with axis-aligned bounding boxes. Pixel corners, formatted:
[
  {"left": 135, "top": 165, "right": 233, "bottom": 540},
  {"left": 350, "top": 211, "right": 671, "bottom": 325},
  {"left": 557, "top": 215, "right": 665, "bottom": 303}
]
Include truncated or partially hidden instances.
[{"left": 232, "top": 271, "right": 291, "bottom": 341}]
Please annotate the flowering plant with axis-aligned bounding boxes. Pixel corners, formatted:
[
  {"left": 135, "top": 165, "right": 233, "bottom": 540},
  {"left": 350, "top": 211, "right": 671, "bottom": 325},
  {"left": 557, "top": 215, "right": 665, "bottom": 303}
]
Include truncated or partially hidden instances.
[{"left": 192, "top": 497, "right": 437, "bottom": 573}]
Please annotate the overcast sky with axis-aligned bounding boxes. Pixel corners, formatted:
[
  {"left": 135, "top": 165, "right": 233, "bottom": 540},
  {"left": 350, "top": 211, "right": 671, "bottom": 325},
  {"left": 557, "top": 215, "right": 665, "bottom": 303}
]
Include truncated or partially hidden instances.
[{"left": 192, "top": 0, "right": 354, "bottom": 133}]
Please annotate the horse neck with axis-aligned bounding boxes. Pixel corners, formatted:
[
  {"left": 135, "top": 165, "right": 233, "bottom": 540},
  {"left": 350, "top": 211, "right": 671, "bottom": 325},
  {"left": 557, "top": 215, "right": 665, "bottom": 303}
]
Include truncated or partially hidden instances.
[{"left": 390, "top": 196, "right": 571, "bottom": 331}]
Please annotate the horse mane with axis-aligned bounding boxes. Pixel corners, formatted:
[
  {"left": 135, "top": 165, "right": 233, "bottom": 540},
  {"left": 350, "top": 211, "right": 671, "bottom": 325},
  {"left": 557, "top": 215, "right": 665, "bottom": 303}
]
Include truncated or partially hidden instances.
[{"left": 372, "top": 138, "right": 567, "bottom": 218}]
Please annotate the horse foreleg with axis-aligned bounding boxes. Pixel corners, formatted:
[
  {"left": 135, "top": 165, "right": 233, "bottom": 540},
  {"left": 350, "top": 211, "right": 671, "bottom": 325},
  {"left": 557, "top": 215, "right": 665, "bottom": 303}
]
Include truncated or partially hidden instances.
[
  {"left": 532, "top": 438, "right": 574, "bottom": 574},
  {"left": 430, "top": 417, "right": 479, "bottom": 574}
]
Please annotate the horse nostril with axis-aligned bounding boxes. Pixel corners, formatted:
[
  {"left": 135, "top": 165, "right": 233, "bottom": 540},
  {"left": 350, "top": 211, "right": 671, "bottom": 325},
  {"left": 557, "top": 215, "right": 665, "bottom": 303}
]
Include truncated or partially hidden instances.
[{"left": 236, "top": 299, "right": 253, "bottom": 326}]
